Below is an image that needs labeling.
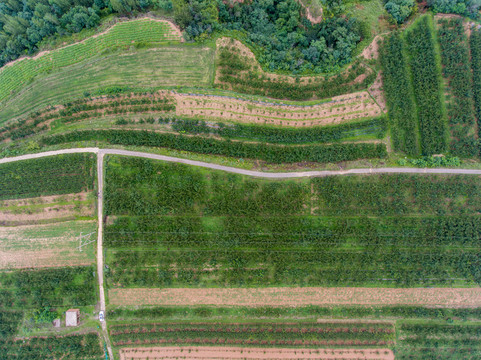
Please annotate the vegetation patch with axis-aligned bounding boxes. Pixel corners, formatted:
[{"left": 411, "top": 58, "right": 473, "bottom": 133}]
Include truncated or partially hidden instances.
[
  {"left": 380, "top": 32, "right": 419, "bottom": 156},
  {"left": 103, "top": 157, "right": 481, "bottom": 289},
  {"left": 41, "top": 129, "right": 387, "bottom": 164},
  {"left": 405, "top": 15, "right": 448, "bottom": 155},
  {"left": 437, "top": 17, "right": 477, "bottom": 157},
  {"left": 0, "top": 153, "right": 96, "bottom": 200},
  {"left": 214, "top": 38, "right": 376, "bottom": 101},
  {"left": 0, "top": 19, "right": 182, "bottom": 106}
]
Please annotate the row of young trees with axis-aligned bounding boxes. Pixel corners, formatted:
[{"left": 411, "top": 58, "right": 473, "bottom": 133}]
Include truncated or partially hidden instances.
[{"left": 471, "top": 28, "right": 481, "bottom": 139}]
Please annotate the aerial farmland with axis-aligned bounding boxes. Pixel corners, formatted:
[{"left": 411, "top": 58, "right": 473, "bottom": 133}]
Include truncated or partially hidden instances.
[{"left": 1, "top": 1, "right": 481, "bottom": 359}]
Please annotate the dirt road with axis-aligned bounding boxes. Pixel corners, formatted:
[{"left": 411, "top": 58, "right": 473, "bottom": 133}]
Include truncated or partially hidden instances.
[{"left": 2, "top": 147, "right": 481, "bottom": 178}]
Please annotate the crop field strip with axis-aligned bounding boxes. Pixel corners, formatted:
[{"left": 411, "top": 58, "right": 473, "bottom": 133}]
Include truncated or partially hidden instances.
[
  {"left": 103, "top": 156, "right": 481, "bottom": 292},
  {"left": 0, "top": 332, "right": 104, "bottom": 360},
  {"left": 175, "top": 92, "right": 382, "bottom": 127},
  {"left": 437, "top": 17, "right": 478, "bottom": 157},
  {"left": 109, "top": 321, "right": 395, "bottom": 348},
  {"left": 0, "top": 91, "right": 385, "bottom": 146},
  {"left": 0, "top": 192, "right": 95, "bottom": 225},
  {"left": 394, "top": 321, "right": 481, "bottom": 359},
  {"left": 214, "top": 38, "right": 377, "bottom": 101},
  {"left": 118, "top": 346, "right": 395, "bottom": 360},
  {"left": 379, "top": 32, "right": 419, "bottom": 156},
  {"left": 0, "top": 19, "right": 182, "bottom": 106},
  {"left": 0, "top": 153, "right": 96, "bottom": 200},
  {"left": 405, "top": 15, "right": 448, "bottom": 155},
  {"left": 471, "top": 27, "right": 481, "bottom": 140}
]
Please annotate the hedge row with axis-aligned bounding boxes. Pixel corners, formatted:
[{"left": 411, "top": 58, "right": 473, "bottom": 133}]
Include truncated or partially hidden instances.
[
  {"left": 41, "top": 130, "right": 387, "bottom": 164},
  {"left": 471, "top": 28, "right": 481, "bottom": 139}
]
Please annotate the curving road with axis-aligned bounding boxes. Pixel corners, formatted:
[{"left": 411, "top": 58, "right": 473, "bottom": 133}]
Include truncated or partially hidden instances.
[{"left": 2, "top": 147, "right": 481, "bottom": 177}]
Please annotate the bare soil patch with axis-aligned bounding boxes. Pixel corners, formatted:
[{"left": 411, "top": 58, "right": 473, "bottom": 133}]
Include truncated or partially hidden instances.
[
  {"left": 0, "top": 192, "right": 94, "bottom": 225},
  {"left": 119, "top": 346, "right": 394, "bottom": 360},
  {"left": 367, "top": 73, "right": 386, "bottom": 113},
  {"left": 361, "top": 35, "right": 383, "bottom": 61},
  {"left": 109, "top": 287, "right": 481, "bottom": 308},
  {"left": 175, "top": 92, "right": 381, "bottom": 127}
]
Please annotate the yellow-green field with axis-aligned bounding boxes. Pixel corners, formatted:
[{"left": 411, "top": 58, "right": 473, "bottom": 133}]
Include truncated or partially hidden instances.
[{"left": 0, "top": 220, "right": 97, "bottom": 269}]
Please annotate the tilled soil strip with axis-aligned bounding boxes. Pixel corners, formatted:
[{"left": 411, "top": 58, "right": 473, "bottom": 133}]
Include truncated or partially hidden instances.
[
  {"left": 119, "top": 346, "right": 394, "bottom": 360},
  {"left": 109, "top": 287, "right": 481, "bottom": 308}
]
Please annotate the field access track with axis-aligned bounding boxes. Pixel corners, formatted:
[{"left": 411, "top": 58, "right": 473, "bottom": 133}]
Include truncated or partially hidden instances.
[{"left": 2, "top": 148, "right": 481, "bottom": 178}]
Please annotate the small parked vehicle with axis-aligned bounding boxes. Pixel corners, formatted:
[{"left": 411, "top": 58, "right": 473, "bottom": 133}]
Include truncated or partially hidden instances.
[{"left": 99, "top": 311, "right": 105, "bottom": 322}]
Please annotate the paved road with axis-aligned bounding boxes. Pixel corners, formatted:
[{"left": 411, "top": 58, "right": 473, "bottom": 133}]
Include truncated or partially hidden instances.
[{"left": 2, "top": 147, "right": 481, "bottom": 178}]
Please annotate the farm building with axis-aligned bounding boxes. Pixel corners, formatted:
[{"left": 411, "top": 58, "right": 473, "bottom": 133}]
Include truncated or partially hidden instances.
[
  {"left": 65, "top": 309, "right": 80, "bottom": 327},
  {"left": 52, "top": 319, "right": 61, "bottom": 328}
]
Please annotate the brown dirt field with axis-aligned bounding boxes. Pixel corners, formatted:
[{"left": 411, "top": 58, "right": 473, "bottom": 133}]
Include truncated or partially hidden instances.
[
  {"left": 109, "top": 287, "right": 481, "bottom": 308},
  {"left": 367, "top": 73, "right": 386, "bottom": 113},
  {"left": 361, "top": 35, "right": 384, "bottom": 61},
  {"left": 0, "top": 192, "right": 94, "bottom": 225},
  {"left": 119, "top": 347, "right": 394, "bottom": 360},
  {"left": 175, "top": 92, "right": 382, "bottom": 127}
]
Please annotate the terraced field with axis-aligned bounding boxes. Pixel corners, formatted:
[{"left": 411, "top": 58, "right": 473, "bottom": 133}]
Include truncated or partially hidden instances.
[{"left": 0, "top": 19, "right": 182, "bottom": 104}]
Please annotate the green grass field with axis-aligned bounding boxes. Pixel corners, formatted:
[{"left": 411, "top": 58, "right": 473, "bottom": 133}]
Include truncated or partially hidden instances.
[
  {"left": 0, "top": 19, "right": 183, "bottom": 104},
  {"left": 0, "top": 45, "right": 214, "bottom": 123},
  {"left": 0, "top": 221, "right": 97, "bottom": 269}
]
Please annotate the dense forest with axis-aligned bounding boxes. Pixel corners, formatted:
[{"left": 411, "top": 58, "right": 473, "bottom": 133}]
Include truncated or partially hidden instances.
[{"left": 1, "top": 0, "right": 480, "bottom": 71}]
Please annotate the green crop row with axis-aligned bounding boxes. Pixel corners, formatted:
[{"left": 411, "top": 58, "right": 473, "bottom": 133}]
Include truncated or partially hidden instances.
[
  {"left": 170, "top": 116, "right": 387, "bottom": 144},
  {"left": 395, "top": 322, "right": 481, "bottom": 359},
  {"left": 379, "top": 32, "right": 419, "bottom": 156},
  {"left": 438, "top": 18, "right": 477, "bottom": 157},
  {"left": 405, "top": 16, "right": 448, "bottom": 155},
  {"left": 471, "top": 28, "right": 481, "bottom": 140},
  {"left": 0, "top": 333, "right": 103, "bottom": 360},
  {"left": 0, "top": 19, "right": 180, "bottom": 105},
  {"left": 108, "top": 306, "right": 481, "bottom": 322},
  {"left": 41, "top": 129, "right": 387, "bottom": 164},
  {"left": 0, "top": 266, "right": 97, "bottom": 309},
  {"left": 0, "top": 153, "right": 96, "bottom": 200}
]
